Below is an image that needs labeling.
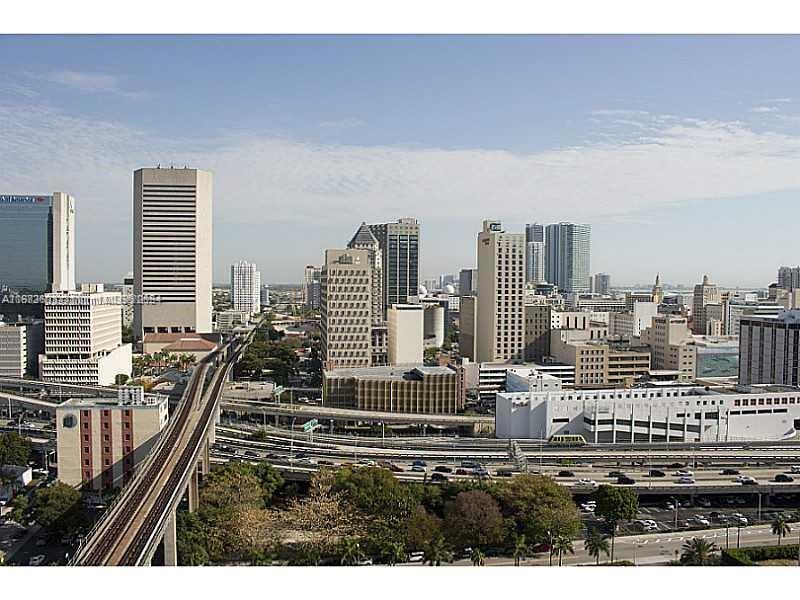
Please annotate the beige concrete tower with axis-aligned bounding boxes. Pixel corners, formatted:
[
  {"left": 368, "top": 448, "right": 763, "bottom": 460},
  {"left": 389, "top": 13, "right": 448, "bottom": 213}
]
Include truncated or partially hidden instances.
[
  {"left": 133, "top": 167, "right": 213, "bottom": 338},
  {"left": 476, "top": 220, "right": 525, "bottom": 363}
]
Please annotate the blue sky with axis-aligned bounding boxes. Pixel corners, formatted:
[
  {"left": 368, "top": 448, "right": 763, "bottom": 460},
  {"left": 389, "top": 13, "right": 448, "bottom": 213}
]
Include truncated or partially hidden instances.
[{"left": 1, "top": 35, "right": 800, "bottom": 287}]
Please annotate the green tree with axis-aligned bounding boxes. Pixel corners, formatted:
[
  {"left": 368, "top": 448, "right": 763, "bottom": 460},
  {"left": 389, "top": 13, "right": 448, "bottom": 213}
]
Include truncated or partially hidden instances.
[
  {"left": 335, "top": 466, "right": 418, "bottom": 528},
  {"left": 114, "top": 373, "right": 129, "bottom": 386},
  {"left": 584, "top": 528, "right": 610, "bottom": 565},
  {"left": 0, "top": 432, "right": 32, "bottom": 466},
  {"left": 339, "top": 538, "right": 366, "bottom": 566},
  {"left": 495, "top": 474, "right": 582, "bottom": 546},
  {"left": 593, "top": 485, "right": 639, "bottom": 563},
  {"left": 8, "top": 493, "right": 29, "bottom": 523},
  {"left": 552, "top": 534, "right": 574, "bottom": 566},
  {"left": 30, "top": 482, "right": 85, "bottom": 535},
  {"left": 201, "top": 462, "right": 265, "bottom": 512},
  {"left": 512, "top": 533, "right": 529, "bottom": 566},
  {"left": 377, "top": 539, "right": 406, "bottom": 566},
  {"left": 424, "top": 534, "right": 453, "bottom": 566},
  {"left": 772, "top": 515, "right": 791, "bottom": 545},
  {"left": 680, "top": 537, "right": 718, "bottom": 566},
  {"left": 253, "top": 462, "right": 284, "bottom": 505},
  {"left": 443, "top": 490, "right": 505, "bottom": 551},
  {"left": 423, "top": 347, "right": 439, "bottom": 365},
  {"left": 470, "top": 547, "right": 485, "bottom": 566},
  {"left": 176, "top": 510, "right": 214, "bottom": 566},
  {"left": 405, "top": 505, "right": 442, "bottom": 552}
]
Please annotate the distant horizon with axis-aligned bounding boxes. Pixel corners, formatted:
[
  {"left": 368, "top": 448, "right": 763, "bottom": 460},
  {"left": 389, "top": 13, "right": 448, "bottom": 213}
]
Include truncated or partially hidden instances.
[{"left": 2, "top": 35, "right": 800, "bottom": 288}]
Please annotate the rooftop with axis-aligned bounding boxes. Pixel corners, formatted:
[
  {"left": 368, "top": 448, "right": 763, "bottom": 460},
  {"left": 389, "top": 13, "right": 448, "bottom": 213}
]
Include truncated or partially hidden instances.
[{"left": 325, "top": 365, "right": 455, "bottom": 380}]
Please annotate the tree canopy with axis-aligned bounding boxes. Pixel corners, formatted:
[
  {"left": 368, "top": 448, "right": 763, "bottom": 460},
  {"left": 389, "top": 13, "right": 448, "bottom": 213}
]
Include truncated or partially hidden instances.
[{"left": 0, "top": 432, "right": 31, "bottom": 467}]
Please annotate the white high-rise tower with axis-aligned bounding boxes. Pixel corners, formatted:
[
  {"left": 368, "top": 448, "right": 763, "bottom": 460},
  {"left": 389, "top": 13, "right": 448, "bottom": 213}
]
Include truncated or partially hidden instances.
[{"left": 230, "top": 261, "right": 261, "bottom": 315}]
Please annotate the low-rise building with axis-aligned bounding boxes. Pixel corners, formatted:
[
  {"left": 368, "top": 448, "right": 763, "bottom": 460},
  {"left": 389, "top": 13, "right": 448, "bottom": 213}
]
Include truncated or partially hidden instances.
[
  {"left": 640, "top": 314, "right": 696, "bottom": 382},
  {"left": 323, "top": 365, "right": 464, "bottom": 414},
  {"left": 56, "top": 386, "right": 168, "bottom": 490},
  {"left": 387, "top": 304, "right": 424, "bottom": 365},
  {"left": 0, "top": 319, "right": 43, "bottom": 377},
  {"left": 496, "top": 383, "right": 800, "bottom": 443}
]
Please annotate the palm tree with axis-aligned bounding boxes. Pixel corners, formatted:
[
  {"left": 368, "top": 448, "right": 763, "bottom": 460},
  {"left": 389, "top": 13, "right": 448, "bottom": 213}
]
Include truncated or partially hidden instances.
[
  {"left": 383, "top": 541, "right": 406, "bottom": 566},
  {"left": 339, "top": 538, "right": 365, "bottom": 566},
  {"left": 552, "top": 535, "right": 575, "bottom": 566},
  {"left": 424, "top": 535, "right": 453, "bottom": 566},
  {"left": 512, "top": 534, "right": 529, "bottom": 566},
  {"left": 680, "top": 538, "right": 718, "bottom": 566},
  {"left": 470, "top": 547, "right": 485, "bottom": 566},
  {"left": 772, "top": 516, "right": 791, "bottom": 545},
  {"left": 584, "top": 529, "right": 611, "bottom": 566}
]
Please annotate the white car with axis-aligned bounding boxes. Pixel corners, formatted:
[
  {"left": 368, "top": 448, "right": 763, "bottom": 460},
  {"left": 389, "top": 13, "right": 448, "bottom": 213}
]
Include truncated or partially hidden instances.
[
  {"left": 692, "top": 517, "right": 710, "bottom": 527},
  {"left": 675, "top": 470, "right": 694, "bottom": 477},
  {"left": 677, "top": 476, "right": 696, "bottom": 484},
  {"left": 790, "top": 466, "right": 800, "bottom": 474},
  {"left": 28, "top": 555, "right": 46, "bottom": 566}
]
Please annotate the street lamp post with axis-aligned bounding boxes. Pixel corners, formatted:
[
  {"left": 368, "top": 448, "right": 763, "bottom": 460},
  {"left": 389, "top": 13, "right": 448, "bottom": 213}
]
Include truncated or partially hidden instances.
[
  {"left": 737, "top": 525, "right": 742, "bottom": 548},
  {"left": 725, "top": 522, "right": 730, "bottom": 549}
]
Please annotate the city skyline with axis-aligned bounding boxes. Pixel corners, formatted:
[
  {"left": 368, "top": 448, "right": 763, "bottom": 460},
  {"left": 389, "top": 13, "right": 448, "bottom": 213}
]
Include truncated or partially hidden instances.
[{"left": 2, "top": 36, "right": 800, "bottom": 287}]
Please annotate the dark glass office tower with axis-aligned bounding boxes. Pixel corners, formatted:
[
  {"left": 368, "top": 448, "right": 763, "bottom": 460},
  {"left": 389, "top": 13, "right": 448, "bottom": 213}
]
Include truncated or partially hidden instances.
[
  {"left": 368, "top": 218, "right": 419, "bottom": 319},
  {"left": 0, "top": 195, "right": 53, "bottom": 293}
]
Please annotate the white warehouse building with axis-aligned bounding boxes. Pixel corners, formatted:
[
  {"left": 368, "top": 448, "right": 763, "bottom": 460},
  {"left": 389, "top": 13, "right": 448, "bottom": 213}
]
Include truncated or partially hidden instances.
[{"left": 496, "top": 377, "right": 800, "bottom": 443}]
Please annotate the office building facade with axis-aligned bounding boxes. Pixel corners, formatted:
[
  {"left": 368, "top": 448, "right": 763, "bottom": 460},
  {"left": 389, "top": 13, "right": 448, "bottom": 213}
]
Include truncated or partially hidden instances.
[
  {"left": 459, "top": 268, "right": 477, "bottom": 296},
  {"left": 368, "top": 218, "right": 419, "bottom": 318},
  {"left": 320, "top": 248, "right": 373, "bottom": 369},
  {"left": 133, "top": 167, "right": 213, "bottom": 338},
  {"left": 0, "top": 193, "right": 75, "bottom": 294},
  {"left": 348, "top": 223, "right": 384, "bottom": 325},
  {"left": 303, "top": 265, "right": 321, "bottom": 310},
  {"left": 39, "top": 284, "right": 132, "bottom": 385},
  {"left": 593, "top": 273, "right": 611, "bottom": 295},
  {"left": 692, "top": 274, "right": 721, "bottom": 334},
  {"left": 739, "top": 311, "right": 800, "bottom": 386}
]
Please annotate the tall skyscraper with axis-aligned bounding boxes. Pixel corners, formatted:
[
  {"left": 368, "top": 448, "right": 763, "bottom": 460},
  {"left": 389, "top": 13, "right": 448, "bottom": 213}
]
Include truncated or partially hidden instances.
[
  {"left": 133, "top": 167, "right": 213, "bottom": 338},
  {"left": 777, "top": 266, "right": 800, "bottom": 291},
  {"left": 525, "top": 241, "right": 546, "bottom": 284},
  {"left": 545, "top": 222, "right": 591, "bottom": 293},
  {"left": 739, "top": 310, "right": 800, "bottom": 386},
  {"left": 348, "top": 223, "right": 384, "bottom": 325},
  {"left": 459, "top": 268, "right": 477, "bottom": 296},
  {"left": 476, "top": 220, "right": 525, "bottom": 363},
  {"left": 593, "top": 273, "right": 611, "bottom": 295},
  {"left": 230, "top": 261, "right": 261, "bottom": 315},
  {"left": 320, "top": 248, "right": 373, "bottom": 369},
  {"left": 367, "top": 218, "right": 420, "bottom": 318},
  {"left": 525, "top": 223, "right": 545, "bottom": 244},
  {"left": 0, "top": 193, "right": 75, "bottom": 294},
  {"left": 692, "top": 274, "right": 721, "bottom": 334},
  {"left": 303, "top": 265, "right": 321, "bottom": 310}
]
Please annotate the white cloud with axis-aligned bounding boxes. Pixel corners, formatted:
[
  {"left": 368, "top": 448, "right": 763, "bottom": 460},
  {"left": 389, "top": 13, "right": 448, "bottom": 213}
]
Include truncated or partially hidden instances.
[
  {"left": 2, "top": 103, "right": 800, "bottom": 281},
  {"left": 750, "top": 105, "right": 779, "bottom": 113},
  {"left": 34, "top": 70, "right": 149, "bottom": 99},
  {"left": 319, "top": 117, "right": 366, "bottom": 129}
]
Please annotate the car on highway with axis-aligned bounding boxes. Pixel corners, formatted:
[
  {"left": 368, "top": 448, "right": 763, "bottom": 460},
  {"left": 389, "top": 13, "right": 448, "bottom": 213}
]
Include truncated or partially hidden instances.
[
  {"left": 358, "top": 459, "right": 376, "bottom": 467},
  {"left": 411, "top": 460, "right": 427, "bottom": 468},
  {"left": 790, "top": 465, "right": 800, "bottom": 474},
  {"left": 461, "top": 461, "right": 478, "bottom": 469},
  {"left": 495, "top": 469, "right": 514, "bottom": 478},
  {"left": 732, "top": 514, "right": 748, "bottom": 526},
  {"left": 721, "top": 468, "right": 740, "bottom": 475},
  {"left": 617, "top": 475, "right": 636, "bottom": 485},
  {"left": 411, "top": 465, "right": 426, "bottom": 473},
  {"left": 389, "top": 463, "right": 405, "bottom": 473},
  {"left": 431, "top": 472, "right": 449, "bottom": 483},
  {"left": 674, "top": 469, "right": 694, "bottom": 477},
  {"left": 455, "top": 468, "right": 469, "bottom": 475},
  {"left": 774, "top": 474, "right": 794, "bottom": 483},
  {"left": 558, "top": 470, "right": 576, "bottom": 478},
  {"left": 648, "top": 469, "right": 666, "bottom": 478},
  {"left": 28, "top": 555, "right": 46, "bottom": 566},
  {"left": 434, "top": 466, "right": 453, "bottom": 474},
  {"left": 739, "top": 476, "right": 758, "bottom": 485},
  {"left": 608, "top": 470, "right": 625, "bottom": 479},
  {"left": 677, "top": 476, "right": 696, "bottom": 484},
  {"left": 317, "top": 459, "right": 335, "bottom": 466},
  {"left": 244, "top": 450, "right": 259, "bottom": 458},
  {"left": 668, "top": 462, "right": 686, "bottom": 469},
  {"left": 690, "top": 516, "right": 710, "bottom": 527}
]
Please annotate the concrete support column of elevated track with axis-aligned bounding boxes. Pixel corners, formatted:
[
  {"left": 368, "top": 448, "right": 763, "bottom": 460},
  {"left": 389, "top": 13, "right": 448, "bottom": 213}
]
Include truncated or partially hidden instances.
[
  {"left": 162, "top": 509, "right": 178, "bottom": 566},
  {"left": 188, "top": 469, "right": 200, "bottom": 513}
]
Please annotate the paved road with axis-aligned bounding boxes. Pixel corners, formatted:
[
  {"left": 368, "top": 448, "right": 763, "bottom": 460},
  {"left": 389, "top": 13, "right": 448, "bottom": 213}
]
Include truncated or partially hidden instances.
[{"left": 444, "top": 523, "right": 798, "bottom": 566}]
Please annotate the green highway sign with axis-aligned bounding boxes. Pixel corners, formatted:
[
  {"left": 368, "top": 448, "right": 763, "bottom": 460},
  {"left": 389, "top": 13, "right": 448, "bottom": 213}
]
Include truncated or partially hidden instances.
[{"left": 302, "top": 419, "right": 319, "bottom": 432}]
